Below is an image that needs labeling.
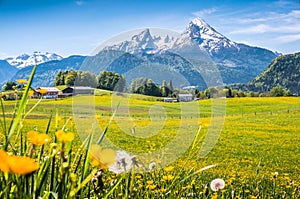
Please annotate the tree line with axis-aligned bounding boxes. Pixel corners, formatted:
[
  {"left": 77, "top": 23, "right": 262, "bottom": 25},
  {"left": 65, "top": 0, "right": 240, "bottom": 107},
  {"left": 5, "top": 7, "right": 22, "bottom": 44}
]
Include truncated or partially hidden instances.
[
  {"left": 54, "top": 70, "right": 174, "bottom": 97},
  {"left": 1, "top": 70, "right": 292, "bottom": 99}
]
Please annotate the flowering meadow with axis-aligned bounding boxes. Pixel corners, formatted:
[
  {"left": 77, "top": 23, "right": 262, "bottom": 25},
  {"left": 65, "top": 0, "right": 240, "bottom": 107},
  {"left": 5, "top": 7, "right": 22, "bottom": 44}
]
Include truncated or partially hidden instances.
[{"left": 0, "top": 69, "right": 300, "bottom": 198}]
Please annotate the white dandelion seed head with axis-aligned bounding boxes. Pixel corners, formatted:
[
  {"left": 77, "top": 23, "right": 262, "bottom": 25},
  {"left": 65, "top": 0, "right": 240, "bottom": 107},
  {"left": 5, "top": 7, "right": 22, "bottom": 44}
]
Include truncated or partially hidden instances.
[
  {"left": 210, "top": 178, "right": 225, "bottom": 191},
  {"left": 149, "top": 162, "right": 156, "bottom": 170},
  {"left": 109, "top": 150, "right": 133, "bottom": 174}
]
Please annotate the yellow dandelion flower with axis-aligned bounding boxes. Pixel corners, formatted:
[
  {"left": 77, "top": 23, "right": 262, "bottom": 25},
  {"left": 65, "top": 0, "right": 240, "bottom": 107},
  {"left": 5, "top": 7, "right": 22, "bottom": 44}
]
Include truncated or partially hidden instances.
[
  {"left": 191, "top": 179, "right": 196, "bottom": 185},
  {"left": 16, "top": 79, "right": 27, "bottom": 85},
  {"left": 28, "top": 90, "right": 34, "bottom": 97},
  {"left": 250, "top": 196, "right": 256, "bottom": 199},
  {"left": 160, "top": 188, "right": 167, "bottom": 192},
  {"left": 27, "top": 130, "right": 51, "bottom": 145},
  {"left": 135, "top": 175, "right": 142, "bottom": 179},
  {"left": 148, "top": 184, "right": 156, "bottom": 190},
  {"left": 245, "top": 189, "right": 250, "bottom": 193},
  {"left": 147, "top": 180, "right": 154, "bottom": 185},
  {"left": 163, "top": 174, "right": 174, "bottom": 181},
  {"left": 164, "top": 166, "right": 174, "bottom": 172},
  {"left": 0, "top": 150, "right": 39, "bottom": 175},
  {"left": 211, "top": 194, "right": 218, "bottom": 199},
  {"left": 56, "top": 130, "right": 74, "bottom": 143},
  {"left": 89, "top": 145, "right": 116, "bottom": 169}
]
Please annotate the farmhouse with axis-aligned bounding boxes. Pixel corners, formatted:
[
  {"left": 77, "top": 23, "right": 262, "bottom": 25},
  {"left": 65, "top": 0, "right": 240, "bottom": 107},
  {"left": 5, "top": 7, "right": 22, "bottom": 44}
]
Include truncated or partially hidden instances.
[
  {"left": 36, "top": 87, "right": 60, "bottom": 99},
  {"left": 62, "top": 86, "right": 95, "bottom": 95},
  {"left": 178, "top": 94, "right": 193, "bottom": 102}
]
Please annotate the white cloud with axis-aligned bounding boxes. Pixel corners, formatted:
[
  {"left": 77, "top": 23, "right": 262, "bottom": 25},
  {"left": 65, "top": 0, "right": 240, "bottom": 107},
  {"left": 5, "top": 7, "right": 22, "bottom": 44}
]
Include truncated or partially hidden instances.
[
  {"left": 229, "top": 9, "right": 300, "bottom": 35},
  {"left": 274, "top": 33, "right": 300, "bottom": 43},
  {"left": 192, "top": 8, "right": 217, "bottom": 17}
]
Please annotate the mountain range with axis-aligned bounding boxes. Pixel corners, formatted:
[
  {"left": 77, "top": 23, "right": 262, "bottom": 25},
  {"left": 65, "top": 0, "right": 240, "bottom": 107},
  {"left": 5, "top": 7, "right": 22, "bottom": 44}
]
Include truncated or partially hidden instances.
[
  {"left": 5, "top": 51, "right": 63, "bottom": 69},
  {"left": 0, "top": 17, "right": 283, "bottom": 89}
]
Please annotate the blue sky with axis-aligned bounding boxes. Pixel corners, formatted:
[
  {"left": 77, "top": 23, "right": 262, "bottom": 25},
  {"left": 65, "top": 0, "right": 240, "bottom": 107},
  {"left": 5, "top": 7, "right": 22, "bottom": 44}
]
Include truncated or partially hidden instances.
[{"left": 0, "top": 0, "right": 299, "bottom": 58}]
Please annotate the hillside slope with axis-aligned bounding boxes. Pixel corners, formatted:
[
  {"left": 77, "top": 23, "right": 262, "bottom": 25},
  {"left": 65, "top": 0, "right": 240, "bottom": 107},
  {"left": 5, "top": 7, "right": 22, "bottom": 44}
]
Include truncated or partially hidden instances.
[{"left": 247, "top": 52, "right": 300, "bottom": 95}]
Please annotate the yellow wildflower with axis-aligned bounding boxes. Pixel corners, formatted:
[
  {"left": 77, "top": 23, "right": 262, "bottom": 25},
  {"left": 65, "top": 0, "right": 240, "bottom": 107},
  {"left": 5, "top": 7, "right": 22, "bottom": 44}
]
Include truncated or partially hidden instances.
[
  {"left": 89, "top": 145, "right": 116, "bottom": 169},
  {"left": 27, "top": 130, "right": 51, "bottom": 145},
  {"left": 135, "top": 175, "right": 142, "bottom": 179},
  {"left": 211, "top": 194, "right": 218, "bottom": 199},
  {"left": 147, "top": 180, "right": 154, "bottom": 185},
  {"left": 28, "top": 90, "right": 34, "bottom": 97},
  {"left": 160, "top": 188, "right": 167, "bottom": 192},
  {"left": 56, "top": 130, "right": 74, "bottom": 143},
  {"left": 163, "top": 174, "right": 174, "bottom": 181},
  {"left": 250, "top": 196, "right": 257, "bottom": 199},
  {"left": 148, "top": 184, "right": 156, "bottom": 190},
  {"left": 16, "top": 79, "right": 27, "bottom": 84},
  {"left": 0, "top": 150, "right": 39, "bottom": 175},
  {"left": 164, "top": 166, "right": 174, "bottom": 172}
]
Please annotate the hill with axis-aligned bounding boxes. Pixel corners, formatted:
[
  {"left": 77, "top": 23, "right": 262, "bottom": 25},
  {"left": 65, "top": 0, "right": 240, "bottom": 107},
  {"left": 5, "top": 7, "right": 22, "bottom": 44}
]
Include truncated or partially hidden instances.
[
  {"left": 233, "top": 52, "right": 300, "bottom": 96},
  {"left": 0, "top": 60, "right": 18, "bottom": 84}
]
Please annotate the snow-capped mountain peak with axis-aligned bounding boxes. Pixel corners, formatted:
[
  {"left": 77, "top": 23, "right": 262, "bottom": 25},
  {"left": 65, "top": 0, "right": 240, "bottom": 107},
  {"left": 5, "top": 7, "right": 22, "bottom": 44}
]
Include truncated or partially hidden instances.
[
  {"left": 5, "top": 51, "right": 63, "bottom": 69},
  {"left": 104, "top": 29, "right": 176, "bottom": 54},
  {"left": 181, "top": 17, "right": 236, "bottom": 53}
]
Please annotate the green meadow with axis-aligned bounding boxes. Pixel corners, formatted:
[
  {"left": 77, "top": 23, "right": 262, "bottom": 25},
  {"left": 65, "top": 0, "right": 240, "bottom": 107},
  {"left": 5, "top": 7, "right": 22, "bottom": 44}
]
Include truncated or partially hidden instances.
[{"left": 0, "top": 90, "right": 300, "bottom": 198}]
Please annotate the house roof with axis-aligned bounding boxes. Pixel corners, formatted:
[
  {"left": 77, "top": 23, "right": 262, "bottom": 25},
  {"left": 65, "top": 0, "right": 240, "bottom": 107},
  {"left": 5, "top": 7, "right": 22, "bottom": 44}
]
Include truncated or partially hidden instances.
[
  {"left": 36, "top": 87, "right": 61, "bottom": 92},
  {"left": 178, "top": 94, "right": 193, "bottom": 97},
  {"left": 70, "top": 86, "right": 95, "bottom": 90}
]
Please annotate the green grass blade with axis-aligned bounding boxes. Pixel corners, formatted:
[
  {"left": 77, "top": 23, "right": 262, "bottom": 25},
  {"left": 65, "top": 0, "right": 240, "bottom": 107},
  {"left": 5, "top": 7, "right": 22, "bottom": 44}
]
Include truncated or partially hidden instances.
[
  {"left": 0, "top": 98, "right": 7, "bottom": 138},
  {"left": 96, "top": 102, "right": 120, "bottom": 145},
  {"left": 5, "top": 65, "right": 36, "bottom": 150}
]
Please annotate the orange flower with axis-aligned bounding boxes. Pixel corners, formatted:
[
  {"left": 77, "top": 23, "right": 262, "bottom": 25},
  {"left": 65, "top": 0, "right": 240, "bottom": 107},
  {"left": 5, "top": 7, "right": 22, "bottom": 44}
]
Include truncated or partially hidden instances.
[
  {"left": 89, "top": 145, "right": 115, "bottom": 169},
  {"left": 56, "top": 130, "right": 74, "bottom": 143},
  {"left": 27, "top": 130, "right": 51, "bottom": 145},
  {"left": 0, "top": 150, "right": 39, "bottom": 175}
]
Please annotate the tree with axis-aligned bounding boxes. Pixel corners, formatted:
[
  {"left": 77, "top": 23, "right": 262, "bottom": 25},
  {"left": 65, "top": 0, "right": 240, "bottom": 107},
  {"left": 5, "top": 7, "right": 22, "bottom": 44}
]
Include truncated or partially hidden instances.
[
  {"left": 270, "top": 86, "right": 285, "bottom": 97},
  {"left": 168, "top": 80, "right": 173, "bottom": 91},
  {"left": 2, "top": 81, "right": 17, "bottom": 91},
  {"left": 97, "top": 71, "right": 125, "bottom": 91},
  {"left": 160, "top": 80, "right": 172, "bottom": 97},
  {"left": 54, "top": 71, "right": 66, "bottom": 86},
  {"left": 130, "top": 78, "right": 148, "bottom": 93},
  {"left": 65, "top": 71, "right": 77, "bottom": 86},
  {"left": 75, "top": 71, "right": 97, "bottom": 88},
  {"left": 136, "top": 81, "right": 162, "bottom": 97}
]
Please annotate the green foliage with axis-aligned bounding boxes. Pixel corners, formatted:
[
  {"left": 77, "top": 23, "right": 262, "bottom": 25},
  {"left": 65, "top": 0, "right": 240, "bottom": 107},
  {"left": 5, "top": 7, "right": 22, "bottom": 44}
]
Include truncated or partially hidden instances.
[
  {"left": 270, "top": 85, "right": 285, "bottom": 97},
  {"left": 97, "top": 71, "right": 125, "bottom": 91},
  {"left": 247, "top": 52, "right": 300, "bottom": 96},
  {"left": 54, "top": 70, "right": 98, "bottom": 87},
  {"left": 130, "top": 78, "right": 162, "bottom": 97},
  {"left": 2, "top": 81, "right": 17, "bottom": 91}
]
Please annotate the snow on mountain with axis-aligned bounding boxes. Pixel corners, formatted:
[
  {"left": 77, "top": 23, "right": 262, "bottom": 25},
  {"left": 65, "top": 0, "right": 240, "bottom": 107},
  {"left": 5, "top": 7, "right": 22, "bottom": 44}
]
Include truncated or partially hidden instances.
[
  {"left": 104, "top": 28, "right": 176, "bottom": 54},
  {"left": 5, "top": 51, "right": 63, "bottom": 69},
  {"left": 103, "top": 18, "right": 238, "bottom": 56},
  {"left": 179, "top": 17, "right": 236, "bottom": 54}
]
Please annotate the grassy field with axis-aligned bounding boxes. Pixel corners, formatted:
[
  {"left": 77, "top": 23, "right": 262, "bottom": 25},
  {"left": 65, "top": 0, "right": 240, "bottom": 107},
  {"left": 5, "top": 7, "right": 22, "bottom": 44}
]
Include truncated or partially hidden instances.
[{"left": 0, "top": 92, "right": 299, "bottom": 198}]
